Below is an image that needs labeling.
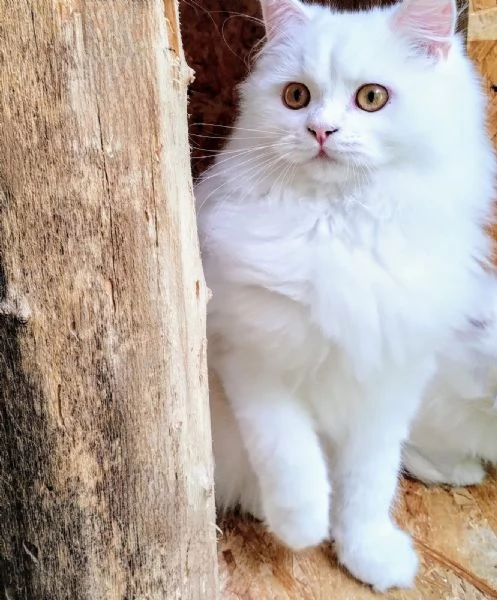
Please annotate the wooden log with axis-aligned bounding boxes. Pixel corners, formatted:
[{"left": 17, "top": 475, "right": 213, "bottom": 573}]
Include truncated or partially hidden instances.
[{"left": 0, "top": 1, "right": 218, "bottom": 598}]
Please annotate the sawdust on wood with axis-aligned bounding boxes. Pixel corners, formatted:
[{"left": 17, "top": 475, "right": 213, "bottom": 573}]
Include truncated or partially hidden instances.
[{"left": 217, "top": 474, "right": 497, "bottom": 600}]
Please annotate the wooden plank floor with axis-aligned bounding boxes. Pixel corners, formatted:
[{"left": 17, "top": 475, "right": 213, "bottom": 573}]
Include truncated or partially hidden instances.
[{"left": 218, "top": 469, "right": 497, "bottom": 599}]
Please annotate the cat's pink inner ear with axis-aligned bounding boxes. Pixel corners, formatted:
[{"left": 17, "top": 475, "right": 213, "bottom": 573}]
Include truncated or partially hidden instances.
[
  {"left": 260, "top": 0, "right": 309, "bottom": 40},
  {"left": 391, "top": 0, "right": 456, "bottom": 58}
]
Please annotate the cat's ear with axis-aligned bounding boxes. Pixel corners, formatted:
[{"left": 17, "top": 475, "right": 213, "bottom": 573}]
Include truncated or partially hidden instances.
[
  {"left": 260, "top": 0, "right": 309, "bottom": 40},
  {"left": 390, "top": 0, "right": 457, "bottom": 59}
]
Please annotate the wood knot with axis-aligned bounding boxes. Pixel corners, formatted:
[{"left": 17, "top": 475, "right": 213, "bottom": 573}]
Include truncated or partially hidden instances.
[{"left": 0, "top": 289, "right": 31, "bottom": 324}]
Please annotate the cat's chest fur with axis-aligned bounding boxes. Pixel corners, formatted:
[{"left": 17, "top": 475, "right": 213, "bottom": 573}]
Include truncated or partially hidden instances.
[{"left": 202, "top": 182, "right": 476, "bottom": 375}]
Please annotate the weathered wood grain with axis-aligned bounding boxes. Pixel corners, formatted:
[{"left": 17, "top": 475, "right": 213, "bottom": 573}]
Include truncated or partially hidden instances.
[{"left": 0, "top": 1, "right": 218, "bottom": 598}]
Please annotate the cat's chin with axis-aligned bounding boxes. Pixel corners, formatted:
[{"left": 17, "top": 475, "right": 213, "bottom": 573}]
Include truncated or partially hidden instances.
[{"left": 298, "top": 157, "right": 353, "bottom": 184}]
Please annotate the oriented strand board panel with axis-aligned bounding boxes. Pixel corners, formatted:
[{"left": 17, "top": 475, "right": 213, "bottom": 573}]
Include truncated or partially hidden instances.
[
  {"left": 468, "top": 1, "right": 497, "bottom": 149},
  {"left": 218, "top": 472, "right": 497, "bottom": 599},
  {"left": 467, "top": 0, "right": 497, "bottom": 253},
  {"left": 468, "top": 0, "right": 497, "bottom": 41}
]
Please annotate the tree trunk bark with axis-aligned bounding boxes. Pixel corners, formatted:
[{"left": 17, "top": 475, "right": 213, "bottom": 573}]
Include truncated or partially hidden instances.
[{"left": 0, "top": 1, "right": 218, "bottom": 599}]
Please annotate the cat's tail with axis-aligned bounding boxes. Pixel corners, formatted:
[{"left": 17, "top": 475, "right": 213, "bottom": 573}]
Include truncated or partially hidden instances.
[{"left": 402, "top": 444, "right": 487, "bottom": 486}]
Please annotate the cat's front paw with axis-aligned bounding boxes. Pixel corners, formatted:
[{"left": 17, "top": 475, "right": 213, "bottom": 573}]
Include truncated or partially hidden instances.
[
  {"left": 336, "top": 524, "right": 418, "bottom": 591},
  {"left": 264, "top": 494, "right": 330, "bottom": 551}
]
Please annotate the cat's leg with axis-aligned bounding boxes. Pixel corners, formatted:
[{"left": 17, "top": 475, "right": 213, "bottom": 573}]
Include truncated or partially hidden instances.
[
  {"left": 331, "top": 421, "right": 417, "bottom": 590},
  {"left": 331, "top": 429, "right": 417, "bottom": 591},
  {"left": 210, "top": 374, "right": 264, "bottom": 519},
  {"left": 402, "top": 443, "right": 486, "bottom": 486},
  {"left": 326, "top": 363, "right": 433, "bottom": 591},
  {"left": 216, "top": 355, "right": 330, "bottom": 550}
]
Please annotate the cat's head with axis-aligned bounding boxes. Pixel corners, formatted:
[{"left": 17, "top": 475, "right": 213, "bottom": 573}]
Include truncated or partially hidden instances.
[{"left": 235, "top": 0, "right": 469, "bottom": 185}]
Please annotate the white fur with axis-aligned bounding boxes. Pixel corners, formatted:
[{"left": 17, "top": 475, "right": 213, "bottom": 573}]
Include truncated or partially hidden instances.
[
  {"left": 404, "top": 274, "right": 497, "bottom": 486},
  {"left": 195, "top": 0, "right": 495, "bottom": 591}
]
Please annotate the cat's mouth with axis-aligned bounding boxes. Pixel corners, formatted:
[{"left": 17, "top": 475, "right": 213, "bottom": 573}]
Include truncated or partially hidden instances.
[{"left": 314, "top": 149, "right": 339, "bottom": 163}]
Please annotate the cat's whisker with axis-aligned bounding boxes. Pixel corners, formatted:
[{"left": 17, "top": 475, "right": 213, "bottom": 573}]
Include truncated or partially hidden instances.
[
  {"left": 189, "top": 133, "right": 284, "bottom": 142},
  {"left": 190, "top": 140, "right": 292, "bottom": 159},
  {"left": 345, "top": 157, "right": 391, "bottom": 220},
  {"left": 218, "top": 12, "right": 266, "bottom": 69},
  {"left": 194, "top": 142, "right": 281, "bottom": 160},
  {"left": 181, "top": 0, "right": 220, "bottom": 30},
  {"left": 217, "top": 12, "right": 264, "bottom": 26},
  {"left": 192, "top": 148, "right": 274, "bottom": 161},
  {"left": 217, "top": 12, "right": 266, "bottom": 66},
  {"left": 231, "top": 150, "right": 293, "bottom": 190},
  {"left": 237, "top": 153, "right": 291, "bottom": 188},
  {"left": 190, "top": 122, "right": 289, "bottom": 135},
  {"left": 270, "top": 152, "right": 296, "bottom": 193},
  {"left": 195, "top": 149, "right": 280, "bottom": 183},
  {"left": 192, "top": 142, "right": 296, "bottom": 181},
  {"left": 182, "top": 2, "right": 264, "bottom": 32},
  {"left": 196, "top": 152, "right": 288, "bottom": 212},
  {"left": 251, "top": 159, "right": 287, "bottom": 195}
]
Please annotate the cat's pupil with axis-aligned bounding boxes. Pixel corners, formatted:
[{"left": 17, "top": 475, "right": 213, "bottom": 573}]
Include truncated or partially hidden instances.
[
  {"left": 294, "top": 89, "right": 301, "bottom": 101},
  {"left": 367, "top": 90, "right": 376, "bottom": 103}
]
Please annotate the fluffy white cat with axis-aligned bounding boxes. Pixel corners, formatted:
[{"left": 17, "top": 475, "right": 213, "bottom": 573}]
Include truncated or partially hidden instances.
[
  {"left": 404, "top": 274, "right": 497, "bottom": 486},
  {"left": 195, "top": 0, "right": 495, "bottom": 591}
]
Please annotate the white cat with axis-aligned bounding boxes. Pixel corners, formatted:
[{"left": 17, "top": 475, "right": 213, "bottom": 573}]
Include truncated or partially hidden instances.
[
  {"left": 195, "top": 0, "right": 495, "bottom": 591},
  {"left": 403, "top": 274, "right": 497, "bottom": 486}
]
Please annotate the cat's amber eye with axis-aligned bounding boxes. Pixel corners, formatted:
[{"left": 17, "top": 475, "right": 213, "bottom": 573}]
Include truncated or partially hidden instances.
[
  {"left": 282, "top": 82, "right": 311, "bottom": 110},
  {"left": 355, "top": 84, "right": 389, "bottom": 112}
]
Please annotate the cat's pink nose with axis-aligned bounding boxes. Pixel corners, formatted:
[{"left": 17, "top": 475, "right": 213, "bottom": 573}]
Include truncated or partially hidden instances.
[{"left": 307, "top": 126, "right": 338, "bottom": 146}]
